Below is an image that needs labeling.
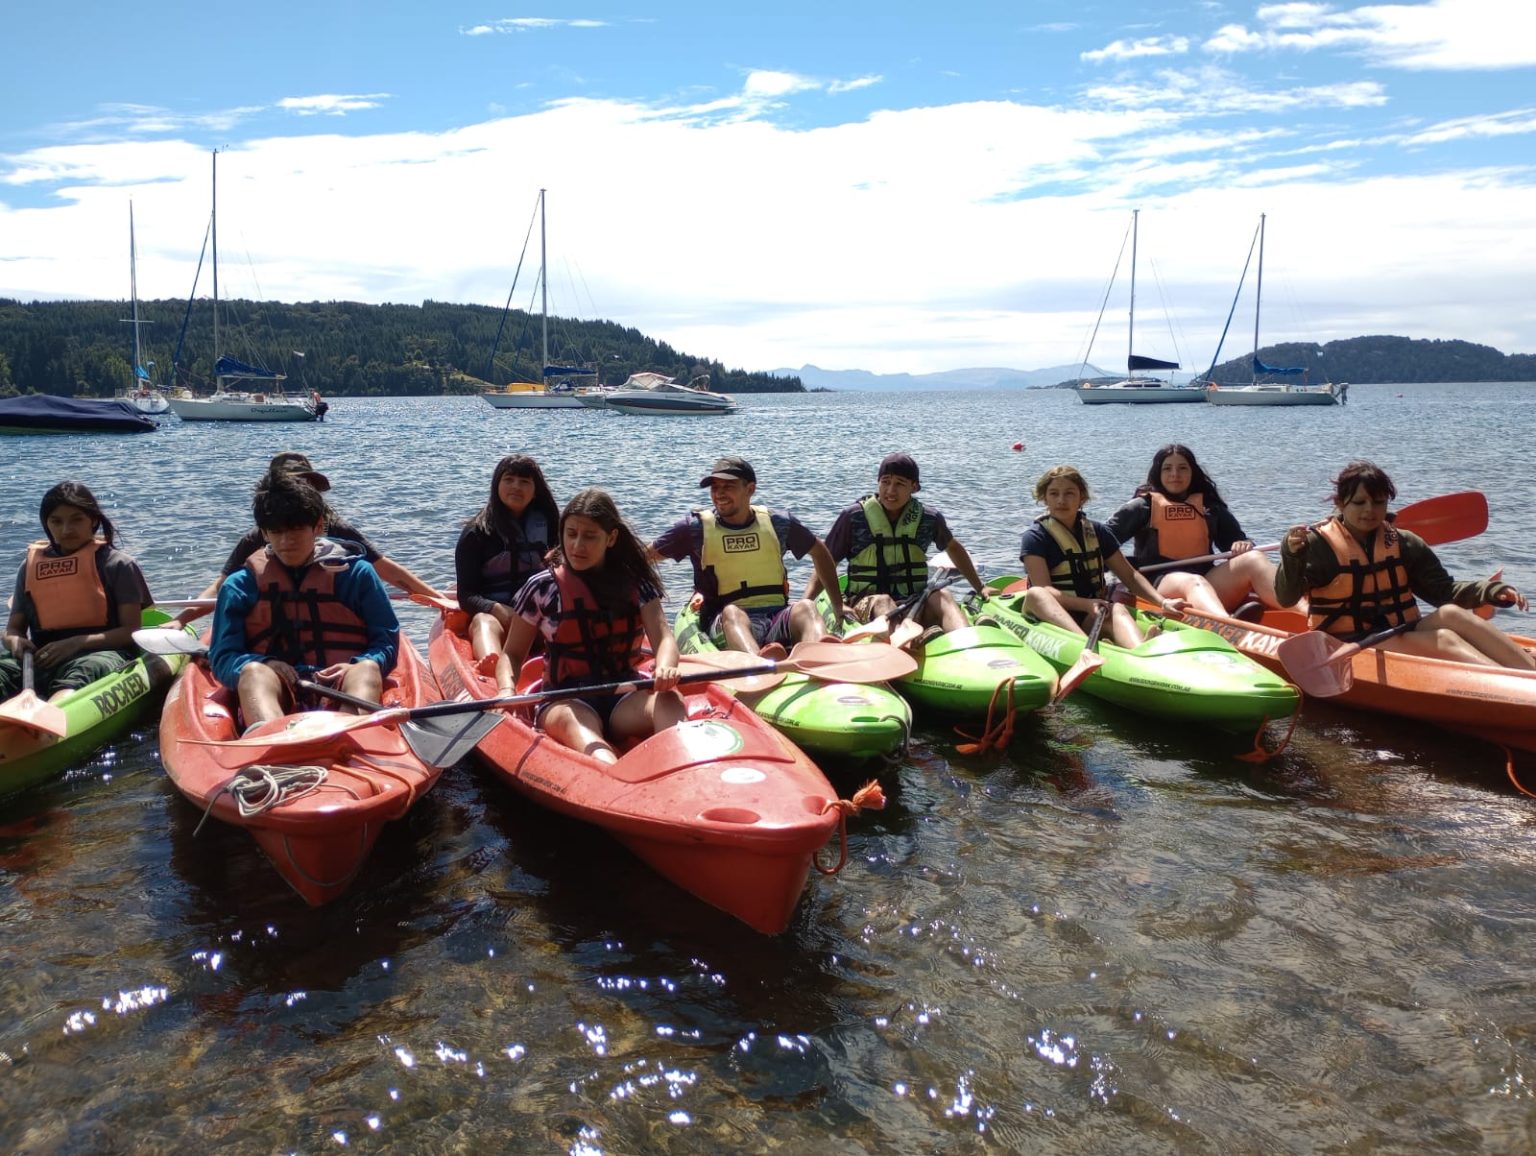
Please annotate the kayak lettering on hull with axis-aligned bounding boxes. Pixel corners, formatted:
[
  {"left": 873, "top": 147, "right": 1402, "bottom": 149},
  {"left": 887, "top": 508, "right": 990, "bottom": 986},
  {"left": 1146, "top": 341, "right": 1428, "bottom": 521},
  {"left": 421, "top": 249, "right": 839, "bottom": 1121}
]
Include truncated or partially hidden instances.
[
  {"left": 90, "top": 670, "right": 150, "bottom": 718},
  {"left": 1026, "top": 631, "right": 1068, "bottom": 662}
]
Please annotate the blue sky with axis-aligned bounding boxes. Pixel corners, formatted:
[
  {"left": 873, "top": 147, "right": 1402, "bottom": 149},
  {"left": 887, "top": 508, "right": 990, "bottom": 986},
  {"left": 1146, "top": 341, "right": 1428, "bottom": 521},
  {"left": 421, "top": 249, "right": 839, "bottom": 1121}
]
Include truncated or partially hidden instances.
[{"left": 2, "top": 0, "right": 1532, "bottom": 374}]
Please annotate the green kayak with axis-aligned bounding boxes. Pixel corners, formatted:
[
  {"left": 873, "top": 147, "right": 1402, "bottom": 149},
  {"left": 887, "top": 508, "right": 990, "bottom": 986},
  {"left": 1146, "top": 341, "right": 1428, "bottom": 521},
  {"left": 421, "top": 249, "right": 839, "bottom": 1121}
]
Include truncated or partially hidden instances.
[
  {"left": 813, "top": 589, "right": 1058, "bottom": 717},
  {"left": 975, "top": 578, "right": 1299, "bottom": 731},
  {"left": 674, "top": 603, "right": 911, "bottom": 760},
  {"left": 0, "top": 609, "right": 192, "bottom": 798}
]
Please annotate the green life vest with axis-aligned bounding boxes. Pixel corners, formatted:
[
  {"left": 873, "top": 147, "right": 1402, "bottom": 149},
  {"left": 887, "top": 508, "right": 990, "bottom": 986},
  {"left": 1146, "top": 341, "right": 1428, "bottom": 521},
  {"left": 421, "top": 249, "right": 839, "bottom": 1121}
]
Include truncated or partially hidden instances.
[{"left": 846, "top": 496, "right": 929, "bottom": 600}]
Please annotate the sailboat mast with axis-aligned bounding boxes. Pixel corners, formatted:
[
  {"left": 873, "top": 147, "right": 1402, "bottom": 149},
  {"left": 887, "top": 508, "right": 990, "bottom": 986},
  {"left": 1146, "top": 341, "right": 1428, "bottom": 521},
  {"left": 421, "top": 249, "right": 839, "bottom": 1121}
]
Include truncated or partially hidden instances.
[
  {"left": 129, "top": 201, "right": 143, "bottom": 373},
  {"left": 1128, "top": 208, "right": 1139, "bottom": 372},
  {"left": 539, "top": 187, "right": 549, "bottom": 374},
  {"left": 1251, "top": 213, "right": 1266, "bottom": 385},
  {"left": 211, "top": 150, "right": 220, "bottom": 367}
]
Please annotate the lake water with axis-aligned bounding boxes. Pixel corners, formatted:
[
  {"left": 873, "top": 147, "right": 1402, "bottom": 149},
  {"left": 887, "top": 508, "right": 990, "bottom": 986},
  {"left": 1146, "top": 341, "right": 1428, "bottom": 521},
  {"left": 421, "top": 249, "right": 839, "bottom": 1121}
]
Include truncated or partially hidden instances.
[{"left": 3, "top": 383, "right": 1535, "bottom": 1152}]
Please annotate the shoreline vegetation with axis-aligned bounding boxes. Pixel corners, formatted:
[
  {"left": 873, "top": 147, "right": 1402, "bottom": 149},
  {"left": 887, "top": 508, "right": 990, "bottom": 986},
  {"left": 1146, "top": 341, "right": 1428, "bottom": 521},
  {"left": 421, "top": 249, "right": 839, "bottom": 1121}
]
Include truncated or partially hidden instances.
[{"left": 1, "top": 297, "right": 1532, "bottom": 398}]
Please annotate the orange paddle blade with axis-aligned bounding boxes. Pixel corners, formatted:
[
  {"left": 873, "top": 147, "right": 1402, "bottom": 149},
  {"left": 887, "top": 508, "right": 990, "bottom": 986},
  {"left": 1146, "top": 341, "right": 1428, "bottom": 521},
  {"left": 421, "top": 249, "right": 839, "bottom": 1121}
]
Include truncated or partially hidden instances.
[
  {"left": 1393, "top": 491, "right": 1487, "bottom": 546},
  {"left": 678, "top": 651, "right": 787, "bottom": 693},
  {"left": 1277, "top": 621, "right": 1419, "bottom": 698},
  {"left": 0, "top": 690, "right": 69, "bottom": 737},
  {"left": 1053, "top": 605, "right": 1109, "bottom": 703},
  {"left": 0, "top": 653, "right": 68, "bottom": 738},
  {"left": 784, "top": 640, "right": 918, "bottom": 683}
]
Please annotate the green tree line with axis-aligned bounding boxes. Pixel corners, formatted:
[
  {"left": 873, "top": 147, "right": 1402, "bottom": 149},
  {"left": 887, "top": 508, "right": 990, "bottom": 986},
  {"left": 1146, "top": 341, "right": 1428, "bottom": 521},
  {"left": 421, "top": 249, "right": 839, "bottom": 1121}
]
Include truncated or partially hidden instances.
[
  {"left": 0, "top": 297, "right": 804, "bottom": 398},
  {"left": 1207, "top": 335, "right": 1536, "bottom": 385}
]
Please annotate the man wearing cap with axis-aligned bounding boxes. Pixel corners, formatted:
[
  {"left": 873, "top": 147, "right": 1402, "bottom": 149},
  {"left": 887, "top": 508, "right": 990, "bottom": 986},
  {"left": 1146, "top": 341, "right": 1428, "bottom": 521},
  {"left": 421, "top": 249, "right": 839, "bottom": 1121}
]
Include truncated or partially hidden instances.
[
  {"left": 173, "top": 451, "right": 442, "bottom": 625},
  {"left": 650, "top": 457, "right": 843, "bottom": 658},
  {"left": 813, "top": 452, "right": 985, "bottom": 641}
]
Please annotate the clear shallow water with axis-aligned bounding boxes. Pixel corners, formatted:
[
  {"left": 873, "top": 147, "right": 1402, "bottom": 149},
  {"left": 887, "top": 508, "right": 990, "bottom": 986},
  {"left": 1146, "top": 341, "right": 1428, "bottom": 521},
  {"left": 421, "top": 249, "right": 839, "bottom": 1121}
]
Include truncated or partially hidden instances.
[{"left": 3, "top": 384, "right": 1536, "bottom": 1152}]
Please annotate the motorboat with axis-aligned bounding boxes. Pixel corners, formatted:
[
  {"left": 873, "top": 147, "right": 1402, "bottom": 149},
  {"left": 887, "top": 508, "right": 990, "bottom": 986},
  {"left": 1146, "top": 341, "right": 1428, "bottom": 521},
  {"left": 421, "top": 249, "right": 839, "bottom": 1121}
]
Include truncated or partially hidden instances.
[{"left": 599, "top": 373, "right": 738, "bottom": 416}]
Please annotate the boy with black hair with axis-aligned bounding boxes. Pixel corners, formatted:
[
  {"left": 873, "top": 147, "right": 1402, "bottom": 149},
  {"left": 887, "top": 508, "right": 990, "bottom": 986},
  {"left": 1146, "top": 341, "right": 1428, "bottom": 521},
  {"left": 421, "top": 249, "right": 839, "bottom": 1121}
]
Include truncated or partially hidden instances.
[{"left": 208, "top": 473, "right": 399, "bottom": 732}]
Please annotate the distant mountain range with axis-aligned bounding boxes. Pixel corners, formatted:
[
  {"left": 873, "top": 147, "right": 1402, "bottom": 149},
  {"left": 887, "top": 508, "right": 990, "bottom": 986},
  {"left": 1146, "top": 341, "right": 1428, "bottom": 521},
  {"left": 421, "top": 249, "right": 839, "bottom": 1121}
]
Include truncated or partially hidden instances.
[
  {"left": 769, "top": 364, "right": 1107, "bottom": 391},
  {"left": 774, "top": 335, "right": 1536, "bottom": 390}
]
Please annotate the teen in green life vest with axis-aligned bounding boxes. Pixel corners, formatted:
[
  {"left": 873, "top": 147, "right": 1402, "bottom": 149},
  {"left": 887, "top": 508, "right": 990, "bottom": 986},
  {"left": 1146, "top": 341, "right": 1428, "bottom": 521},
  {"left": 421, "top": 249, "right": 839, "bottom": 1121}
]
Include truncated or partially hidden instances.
[{"left": 811, "top": 453, "right": 985, "bottom": 644}]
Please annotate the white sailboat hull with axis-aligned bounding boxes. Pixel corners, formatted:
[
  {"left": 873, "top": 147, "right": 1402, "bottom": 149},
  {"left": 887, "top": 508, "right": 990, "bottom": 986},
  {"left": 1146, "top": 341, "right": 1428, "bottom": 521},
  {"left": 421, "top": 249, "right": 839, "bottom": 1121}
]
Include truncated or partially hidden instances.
[
  {"left": 1075, "top": 381, "right": 1207, "bottom": 404},
  {"left": 480, "top": 390, "right": 586, "bottom": 410},
  {"left": 168, "top": 392, "right": 318, "bottom": 422},
  {"left": 1206, "top": 385, "right": 1337, "bottom": 406}
]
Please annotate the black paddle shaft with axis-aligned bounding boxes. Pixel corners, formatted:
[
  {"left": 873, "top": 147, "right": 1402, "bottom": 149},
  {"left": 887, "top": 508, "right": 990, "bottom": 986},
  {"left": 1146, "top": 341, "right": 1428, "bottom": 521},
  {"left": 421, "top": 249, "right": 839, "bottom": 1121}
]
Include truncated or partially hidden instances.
[{"left": 398, "top": 664, "right": 774, "bottom": 721}]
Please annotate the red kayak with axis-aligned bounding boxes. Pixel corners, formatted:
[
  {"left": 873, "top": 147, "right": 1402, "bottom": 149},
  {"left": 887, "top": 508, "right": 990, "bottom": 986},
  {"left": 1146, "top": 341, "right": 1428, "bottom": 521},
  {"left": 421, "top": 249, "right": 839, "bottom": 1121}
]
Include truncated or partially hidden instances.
[
  {"left": 1169, "top": 603, "right": 1536, "bottom": 755},
  {"left": 159, "top": 635, "right": 443, "bottom": 905},
  {"left": 428, "top": 609, "right": 848, "bottom": 934}
]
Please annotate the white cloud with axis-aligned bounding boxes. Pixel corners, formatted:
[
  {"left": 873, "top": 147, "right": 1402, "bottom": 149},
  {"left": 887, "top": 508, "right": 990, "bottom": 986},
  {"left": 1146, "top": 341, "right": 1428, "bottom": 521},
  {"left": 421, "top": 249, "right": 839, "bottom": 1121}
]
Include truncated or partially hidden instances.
[
  {"left": 1205, "top": 0, "right": 1536, "bottom": 70},
  {"left": 460, "top": 17, "right": 609, "bottom": 36},
  {"left": 277, "top": 94, "right": 392, "bottom": 117},
  {"left": 1082, "top": 35, "right": 1191, "bottom": 63},
  {"left": 828, "top": 76, "right": 882, "bottom": 95},
  {"left": 1, "top": 78, "right": 1534, "bottom": 374}
]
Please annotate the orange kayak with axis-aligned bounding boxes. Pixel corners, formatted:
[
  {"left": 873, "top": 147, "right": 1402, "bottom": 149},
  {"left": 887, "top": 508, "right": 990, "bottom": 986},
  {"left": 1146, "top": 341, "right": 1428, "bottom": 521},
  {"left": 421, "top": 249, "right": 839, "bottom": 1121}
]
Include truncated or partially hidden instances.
[
  {"left": 428, "top": 610, "right": 844, "bottom": 934},
  {"left": 159, "top": 635, "right": 442, "bottom": 904},
  {"left": 1168, "top": 603, "right": 1536, "bottom": 754}
]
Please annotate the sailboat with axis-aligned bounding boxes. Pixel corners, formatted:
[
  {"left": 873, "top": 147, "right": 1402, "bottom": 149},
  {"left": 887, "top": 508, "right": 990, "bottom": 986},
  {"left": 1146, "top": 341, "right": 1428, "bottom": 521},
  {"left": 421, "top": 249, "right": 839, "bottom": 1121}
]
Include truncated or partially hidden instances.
[
  {"left": 481, "top": 189, "right": 598, "bottom": 411},
  {"left": 167, "top": 152, "right": 319, "bottom": 423},
  {"left": 117, "top": 202, "right": 170, "bottom": 415},
  {"left": 1202, "top": 215, "right": 1341, "bottom": 407},
  {"left": 1074, "top": 209, "right": 1207, "bottom": 404}
]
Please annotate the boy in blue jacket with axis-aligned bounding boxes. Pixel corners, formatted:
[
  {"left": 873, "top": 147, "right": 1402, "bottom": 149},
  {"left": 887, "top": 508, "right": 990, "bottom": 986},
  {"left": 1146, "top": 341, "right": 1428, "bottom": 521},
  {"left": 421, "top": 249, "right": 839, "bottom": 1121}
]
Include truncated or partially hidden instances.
[{"left": 209, "top": 472, "right": 398, "bottom": 732}]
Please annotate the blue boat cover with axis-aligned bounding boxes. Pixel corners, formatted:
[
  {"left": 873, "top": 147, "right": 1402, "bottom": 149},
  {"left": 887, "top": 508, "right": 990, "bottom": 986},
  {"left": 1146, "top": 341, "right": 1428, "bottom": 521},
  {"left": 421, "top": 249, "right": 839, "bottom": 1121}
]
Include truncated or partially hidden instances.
[
  {"left": 215, "top": 355, "right": 280, "bottom": 379},
  {"left": 0, "top": 394, "right": 158, "bottom": 433},
  {"left": 134, "top": 364, "right": 151, "bottom": 380},
  {"left": 1128, "top": 354, "right": 1180, "bottom": 371},
  {"left": 1253, "top": 356, "right": 1304, "bottom": 375}
]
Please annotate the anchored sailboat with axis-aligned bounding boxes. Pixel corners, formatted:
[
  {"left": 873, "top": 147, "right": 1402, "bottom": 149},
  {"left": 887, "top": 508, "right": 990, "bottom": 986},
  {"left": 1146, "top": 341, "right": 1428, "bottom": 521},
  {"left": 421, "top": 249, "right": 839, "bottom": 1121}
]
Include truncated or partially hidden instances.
[
  {"left": 167, "top": 151, "right": 320, "bottom": 423},
  {"left": 481, "top": 189, "right": 599, "bottom": 410},
  {"left": 1074, "top": 209, "right": 1206, "bottom": 405},
  {"left": 1201, "top": 214, "right": 1342, "bottom": 407},
  {"left": 118, "top": 202, "right": 170, "bottom": 415}
]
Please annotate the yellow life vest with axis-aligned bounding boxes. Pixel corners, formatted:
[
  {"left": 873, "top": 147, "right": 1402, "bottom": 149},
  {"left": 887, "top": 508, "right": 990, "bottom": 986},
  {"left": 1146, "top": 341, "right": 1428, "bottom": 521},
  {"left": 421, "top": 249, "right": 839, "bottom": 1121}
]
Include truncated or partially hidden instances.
[
  {"left": 846, "top": 496, "right": 928, "bottom": 600},
  {"left": 1305, "top": 518, "right": 1420, "bottom": 637},
  {"left": 699, "top": 506, "right": 788, "bottom": 612},
  {"left": 1036, "top": 515, "right": 1106, "bottom": 599}
]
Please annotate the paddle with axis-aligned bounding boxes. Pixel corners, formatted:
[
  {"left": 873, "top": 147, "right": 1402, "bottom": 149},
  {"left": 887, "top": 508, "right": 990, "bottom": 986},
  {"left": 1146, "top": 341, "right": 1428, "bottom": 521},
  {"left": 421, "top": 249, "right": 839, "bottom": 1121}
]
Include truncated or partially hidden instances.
[
  {"left": 0, "top": 651, "right": 69, "bottom": 738},
  {"left": 155, "top": 589, "right": 426, "bottom": 614},
  {"left": 844, "top": 572, "right": 965, "bottom": 644},
  {"left": 667, "top": 640, "right": 918, "bottom": 687},
  {"left": 297, "top": 679, "right": 501, "bottom": 767},
  {"left": 1052, "top": 603, "right": 1108, "bottom": 702},
  {"left": 1276, "top": 620, "right": 1421, "bottom": 697},
  {"left": 1137, "top": 490, "right": 1489, "bottom": 575}
]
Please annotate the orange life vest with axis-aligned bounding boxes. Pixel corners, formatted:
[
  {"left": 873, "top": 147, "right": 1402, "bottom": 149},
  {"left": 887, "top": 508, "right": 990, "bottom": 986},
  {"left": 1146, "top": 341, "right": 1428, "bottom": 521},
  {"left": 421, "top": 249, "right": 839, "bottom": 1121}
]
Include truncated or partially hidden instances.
[
  {"left": 242, "top": 544, "right": 372, "bottom": 667},
  {"left": 1147, "top": 492, "right": 1211, "bottom": 561},
  {"left": 545, "top": 565, "right": 644, "bottom": 688},
  {"left": 1305, "top": 518, "right": 1420, "bottom": 638},
  {"left": 24, "top": 539, "right": 110, "bottom": 640}
]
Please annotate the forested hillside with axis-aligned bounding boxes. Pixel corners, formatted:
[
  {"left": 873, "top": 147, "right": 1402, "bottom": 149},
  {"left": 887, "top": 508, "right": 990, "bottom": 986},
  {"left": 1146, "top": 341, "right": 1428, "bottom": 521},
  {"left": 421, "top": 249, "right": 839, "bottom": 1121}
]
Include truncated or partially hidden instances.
[
  {"left": 1206, "top": 335, "right": 1536, "bottom": 385},
  {"left": 0, "top": 297, "right": 803, "bottom": 397}
]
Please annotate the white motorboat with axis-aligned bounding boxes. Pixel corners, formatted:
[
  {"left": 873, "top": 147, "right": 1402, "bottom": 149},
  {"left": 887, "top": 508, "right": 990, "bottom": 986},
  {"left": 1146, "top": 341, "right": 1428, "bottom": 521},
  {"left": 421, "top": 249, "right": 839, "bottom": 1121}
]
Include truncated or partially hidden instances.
[
  {"left": 166, "top": 151, "right": 319, "bottom": 424},
  {"left": 1198, "top": 214, "right": 1341, "bottom": 408},
  {"left": 599, "top": 373, "right": 738, "bottom": 416}
]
